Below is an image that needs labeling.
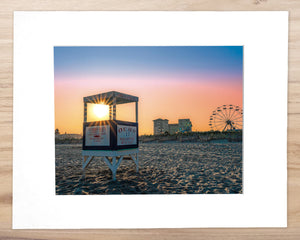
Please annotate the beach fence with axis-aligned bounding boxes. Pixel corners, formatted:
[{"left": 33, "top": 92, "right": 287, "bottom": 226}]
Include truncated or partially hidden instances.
[{"left": 82, "top": 91, "right": 139, "bottom": 180}]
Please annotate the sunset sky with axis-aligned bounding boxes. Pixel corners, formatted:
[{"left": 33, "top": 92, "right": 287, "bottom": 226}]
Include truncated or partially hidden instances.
[{"left": 54, "top": 46, "right": 243, "bottom": 135}]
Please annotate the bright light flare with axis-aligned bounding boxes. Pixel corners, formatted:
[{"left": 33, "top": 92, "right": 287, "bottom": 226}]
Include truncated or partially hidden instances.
[{"left": 93, "top": 104, "right": 109, "bottom": 119}]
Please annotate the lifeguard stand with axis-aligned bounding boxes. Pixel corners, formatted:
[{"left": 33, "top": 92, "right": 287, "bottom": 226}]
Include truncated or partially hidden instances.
[{"left": 82, "top": 91, "right": 139, "bottom": 180}]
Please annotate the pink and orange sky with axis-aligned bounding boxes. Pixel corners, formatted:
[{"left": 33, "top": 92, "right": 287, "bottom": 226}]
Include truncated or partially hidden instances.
[{"left": 54, "top": 47, "right": 243, "bottom": 135}]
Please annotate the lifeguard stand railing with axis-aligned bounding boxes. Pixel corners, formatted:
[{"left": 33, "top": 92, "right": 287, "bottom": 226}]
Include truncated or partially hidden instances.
[{"left": 82, "top": 91, "right": 139, "bottom": 180}]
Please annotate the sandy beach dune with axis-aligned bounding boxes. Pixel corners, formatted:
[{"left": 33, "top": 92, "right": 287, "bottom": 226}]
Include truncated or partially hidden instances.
[{"left": 56, "top": 142, "right": 242, "bottom": 195}]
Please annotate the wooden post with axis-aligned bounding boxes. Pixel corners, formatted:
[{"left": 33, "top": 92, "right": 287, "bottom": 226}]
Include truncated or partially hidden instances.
[
  {"left": 113, "top": 96, "right": 116, "bottom": 120},
  {"left": 136, "top": 153, "right": 139, "bottom": 172},
  {"left": 135, "top": 101, "right": 138, "bottom": 123},
  {"left": 84, "top": 102, "right": 87, "bottom": 122},
  {"left": 109, "top": 105, "right": 112, "bottom": 120},
  {"left": 112, "top": 156, "right": 117, "bottom": 180}
]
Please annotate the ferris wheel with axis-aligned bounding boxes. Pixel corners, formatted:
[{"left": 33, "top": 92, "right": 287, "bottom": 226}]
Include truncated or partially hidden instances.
[{"left": 209, "top": 105, "right": 243, "bottom": 131}]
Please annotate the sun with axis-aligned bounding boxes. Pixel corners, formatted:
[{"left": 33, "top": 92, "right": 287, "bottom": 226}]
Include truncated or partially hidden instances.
[{"left": 93, "top": 104, "right": 109, "bottom": 119}]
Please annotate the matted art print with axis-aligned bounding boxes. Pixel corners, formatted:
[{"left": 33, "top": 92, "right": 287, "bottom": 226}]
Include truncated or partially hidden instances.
[
  {"left": 13, "top": 11, "right": 288, "bottom": 228},
  {"left": 54, "top": 46, "right": 243, "bottom": 194}
]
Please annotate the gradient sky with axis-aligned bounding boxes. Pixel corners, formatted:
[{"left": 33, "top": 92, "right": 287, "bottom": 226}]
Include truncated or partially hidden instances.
[{"left": 54, "top": 46, "right": 243, "bottom": 135}]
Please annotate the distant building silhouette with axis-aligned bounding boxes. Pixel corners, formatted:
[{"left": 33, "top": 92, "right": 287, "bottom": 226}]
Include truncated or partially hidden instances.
[
  {"left": 153, "top": 118, "right": 192, "bottom": 135},
  {"left": 153, "top": 118, "right": 169, "bottom": 135},
  {"left": 168, "top": 124, "right": 179, "bottom": 134}
]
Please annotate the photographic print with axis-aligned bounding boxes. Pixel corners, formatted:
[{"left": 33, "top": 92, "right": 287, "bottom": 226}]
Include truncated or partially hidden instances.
[
  {"left": 13, "top": 11, "right": 287, "bottom": 228},
  {"left": 55, "top": 46, "right": 243, "bottom": 195}
]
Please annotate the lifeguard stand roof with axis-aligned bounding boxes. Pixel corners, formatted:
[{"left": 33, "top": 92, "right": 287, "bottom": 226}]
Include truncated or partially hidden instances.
[{"left": 84, "top": 91, "right": 138, "bottom": 105}]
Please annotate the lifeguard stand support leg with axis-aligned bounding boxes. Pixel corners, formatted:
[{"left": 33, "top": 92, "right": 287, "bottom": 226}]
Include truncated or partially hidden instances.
[
  {"left": 129, "top": 153, "right": 139, "bottom": 172},
  {"left": 102, "top": 156, "right": 124, "bottom": 181},
  {"left": 82, "top": 149, "right": 138, "bottom": 181}
]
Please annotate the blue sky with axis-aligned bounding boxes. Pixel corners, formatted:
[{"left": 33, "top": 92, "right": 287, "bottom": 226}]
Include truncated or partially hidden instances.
[{"left": 54, "top": 46, "right": 243, "bottom": 81}]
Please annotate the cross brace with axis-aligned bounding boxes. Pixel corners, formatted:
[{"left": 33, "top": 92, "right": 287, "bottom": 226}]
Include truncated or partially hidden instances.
[{"left": 82, "top": 152, "right": 138, "bottom": 181}]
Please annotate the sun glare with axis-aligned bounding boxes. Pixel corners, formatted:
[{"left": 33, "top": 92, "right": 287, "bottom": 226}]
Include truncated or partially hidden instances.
[{"left": 93, "top": 104, "right": 109, "bottom": 119}]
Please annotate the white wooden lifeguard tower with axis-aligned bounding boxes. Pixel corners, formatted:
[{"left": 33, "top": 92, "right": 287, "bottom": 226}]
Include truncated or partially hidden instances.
[{"left": 82, "top": 91, "right": 139, "bottom": 180}]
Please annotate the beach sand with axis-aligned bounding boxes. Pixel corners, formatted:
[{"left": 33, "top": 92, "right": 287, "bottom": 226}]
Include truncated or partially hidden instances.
[{"left": 56, "top": 142, "right": 242, "bottom": 195}]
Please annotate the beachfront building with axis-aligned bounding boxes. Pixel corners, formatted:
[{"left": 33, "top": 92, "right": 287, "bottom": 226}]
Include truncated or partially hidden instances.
[
  {"left": 153, "top": 118, "right": 169, "bottom": 135},
  {"left": 153, "top": 118, "right": 192, "bottom": 135},
  {"left": 168, "top": 123, "right": 179, "bottom": 135},
  {"left": 178, "top": 119, "right": 192, "bottom": 132}
]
